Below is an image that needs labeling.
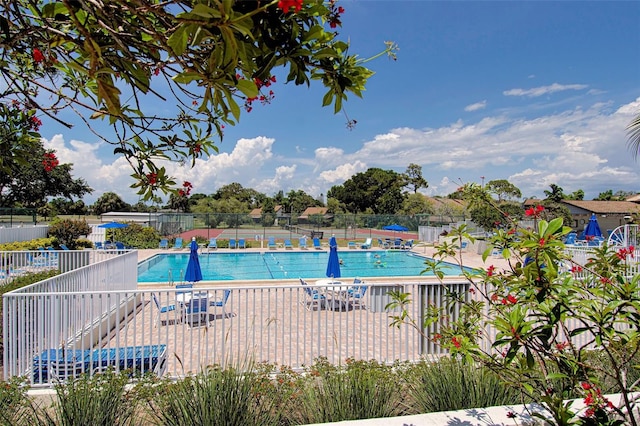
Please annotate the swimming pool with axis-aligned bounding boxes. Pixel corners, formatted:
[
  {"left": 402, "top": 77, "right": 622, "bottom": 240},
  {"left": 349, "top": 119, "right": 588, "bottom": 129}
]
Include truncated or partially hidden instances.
[{"left": 137, "top": 251, "right": 468, "bottom": 282}]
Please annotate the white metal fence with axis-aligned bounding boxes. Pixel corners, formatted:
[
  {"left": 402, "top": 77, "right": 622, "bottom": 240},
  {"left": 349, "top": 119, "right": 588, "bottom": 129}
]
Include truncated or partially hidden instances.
[
  {"left": 1, "top": 249, "right": 131, "bottom": 284},
  {"left": 4, "top": 275, "right": 470, "bottom": 387},
  {"left": 0, "top": 225, "right": 49, "bottom": 244}
]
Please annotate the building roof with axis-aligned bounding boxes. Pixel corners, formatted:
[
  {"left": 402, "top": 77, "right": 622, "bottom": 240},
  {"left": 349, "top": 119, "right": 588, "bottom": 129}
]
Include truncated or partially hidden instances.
[
  {"left": 626, "top": 194, "right": 640, "bottom": 203},
  {"left": 298, "top": 207, "right": 329, "bottom": 219},
  {"left": 249, "top": 205, "right": 283, "bottom": 218},
  {"left": 560, "top": 200, "right": 640, "bottom": 214}
]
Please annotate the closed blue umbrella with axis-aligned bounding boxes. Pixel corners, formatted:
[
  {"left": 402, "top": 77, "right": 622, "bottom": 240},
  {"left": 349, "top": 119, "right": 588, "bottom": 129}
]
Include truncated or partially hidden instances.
[
  {"left": 184, "top": 238, "right": 203, "bottom": 283},
  {"left": 383, "top": 224, "right": 408, "bottom": 232},
  {"left": 584, "top": 213, "right": 603, "bottom": 238},
  {"left": 98, "top": 222, "right": 129, "bottom": 229},
  {"left": 326, "top": 236, "right": 341, "bottom": 279}
]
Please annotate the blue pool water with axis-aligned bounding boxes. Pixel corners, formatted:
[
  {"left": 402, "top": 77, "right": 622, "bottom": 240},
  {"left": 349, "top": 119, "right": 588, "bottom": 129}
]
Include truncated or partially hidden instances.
[{"left": 137, "top": 251, "right": 467, "bottom": 282}]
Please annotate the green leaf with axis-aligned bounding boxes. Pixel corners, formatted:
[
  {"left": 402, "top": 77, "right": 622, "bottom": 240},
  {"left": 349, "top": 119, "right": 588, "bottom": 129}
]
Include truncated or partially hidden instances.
[
  {"left": 168, "top": 26, "right": 188, "bottom": 56},
  {"left": 236, "top": 79, "right": 258, "bottom": 98},
  {"left": 173, "top": 72, "right": 203, "bottom": 84},
  {"left": 189, "top": 4, "right": 222, "bottom": 18}
]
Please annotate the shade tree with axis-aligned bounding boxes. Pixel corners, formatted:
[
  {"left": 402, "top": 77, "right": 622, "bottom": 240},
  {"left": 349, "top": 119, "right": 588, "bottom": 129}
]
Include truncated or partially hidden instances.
[
  {"left": 327, "top": 168, "right": 405, "bottom": 214},
  {"left": 401, "top": 163, "right": 428, "bottom": 194}
]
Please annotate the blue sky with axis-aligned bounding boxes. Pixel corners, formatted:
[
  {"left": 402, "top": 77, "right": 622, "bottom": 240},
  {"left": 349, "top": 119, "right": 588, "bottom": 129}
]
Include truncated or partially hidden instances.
[{"left": 42, "top": 1, "right": 640, "bottom": 205}]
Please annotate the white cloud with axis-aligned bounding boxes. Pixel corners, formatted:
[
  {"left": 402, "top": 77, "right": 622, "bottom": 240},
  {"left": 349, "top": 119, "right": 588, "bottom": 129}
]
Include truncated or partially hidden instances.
[
  {"left": 503, "top": 83, "right": 589, "bottom": 98},
  {"left": 46, "top": 97, "right": 640, "bottom": 204},
  {"left": 464, "top": 100, "right": 487, "bottom": 112},
  {"left": 319, "top": 161, "right": 368, "bottom": 184}
]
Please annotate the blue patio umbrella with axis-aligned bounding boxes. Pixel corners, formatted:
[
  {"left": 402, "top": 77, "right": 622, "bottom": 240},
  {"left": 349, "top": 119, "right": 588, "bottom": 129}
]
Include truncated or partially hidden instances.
[
  {"left": 584, "top": 213, "right": 603, "bottom": 238},
  {"left": 184, "top": 238, "right": 203, "bottom": 283},
  {"left": 98, "top": 221, "right": 129, "bottom": 229},
  {"left": 383, "top": 224, "right": 409, "bottom": 232},
  {"left": 326, "top": 236, "right": 341, "bottom": 279}
]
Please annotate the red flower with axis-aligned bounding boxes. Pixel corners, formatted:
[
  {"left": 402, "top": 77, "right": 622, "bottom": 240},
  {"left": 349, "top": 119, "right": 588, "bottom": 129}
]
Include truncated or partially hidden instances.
[
  {"left": 570, "top": 265, "right": 583, "bottom": 274},
  {"left": 539, "top": 237, "right": 546, "bottom": 246},
  {"left": 525, "top": 205, "right": 544, "bottom": 218},
  {"left": 556, "top": 341, "right": 569, "bottom": 351},
  {"left": 491, "top": 293, "right": 499, "bottom": 302},
  {"left": 30, "top": 116, "right": 42, "bottom": 131},
  {"left": 581, "top": 382, "right": 592, "bottom": 390},
  {"left": 277, "top": 0, "right": 303, "bottom": 13},
  {"left": 33, "top": 48, "right": 45, "bottom": 63},
  {"left": 501, "top": 294, "right": 517, "bottom": 305},
  {"left": 506, "top": 411, "right": 517, "bottom": 419},
  {"left": 42, "top": 152, "right": 59, "bottom": 172},
  {"left": 487, "top": 265, "right": 495, "bottom": 277},
  {"left": 178, "top": 189, "right": 185, "bottom": 197},
  {"left": 146, "top": 173, "right": 157, "bottom": 185},
  {"left": 451, "top": 336, "right": 462, "bottom": 349}
]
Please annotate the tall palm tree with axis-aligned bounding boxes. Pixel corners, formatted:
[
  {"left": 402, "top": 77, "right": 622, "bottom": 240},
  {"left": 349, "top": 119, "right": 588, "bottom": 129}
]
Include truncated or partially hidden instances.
[{"left": 628, "top": 113, "right": 640, "bottom": 159}]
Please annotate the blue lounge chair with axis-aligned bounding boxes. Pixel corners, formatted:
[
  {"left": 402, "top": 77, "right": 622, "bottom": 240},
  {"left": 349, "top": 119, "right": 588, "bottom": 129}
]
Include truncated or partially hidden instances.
[
  {"left": 59, "top": 244, "right": 70, "bottom": 250},
  {"left": 151, "top": 293, "right": 178, "bottom": 327},
  {"left": 207, "top": 238, "right": 217, "bottom": 250},
  {"left": 115, "top": 241, "right": 126, "bottom": 251},
  {"left": 33, "top": 345, "right": 168, "bottom": 383},
  {"left": 238, "top": 239, "right": 246, "bottom": 249},
  {"left": 229, "top": 238, "right": 236, "bottom": 249},
  {"left": 268, "top": 236, "right": 277, "bottom": 250},
  {"left": 299, "top": 237, "right": 308, "bottom": 249},
  {"left": 348, "top": 278, "right": 368, "bottom": 309},
  {"left": 348, "top": 241, "right": 357, "bottom": 249},
  {"left": 312, "top": 238, "right": 322, "bottom": 250},
  {"left": 159, "top": 239, "right": 169, "bottom": 249},
  {"left": 185, "top": 294, "right": 209, "bottom": 327},
  {"left": 360, "top": 238, "right": 372, "bottom": 249},
  {"left": 284, "top": 239, "right": 293, "bottom": 249},
  {"left": 173, "top": 238, "right": 183, "bottom": 249},
  {"left": 89, "top": 345, "right": 167, "bottom": 377},
  {"left": 377, "top": 238, "right": 390, "bottom": 249},
  {"left": 209, "top": 289, "right": 232, "bottom": 318},
  {"left": 300, "top": 278, "right": 325, "bottom": 310},
  {"left": 95, "top": 241, "right": 104, "bottom": 250}
]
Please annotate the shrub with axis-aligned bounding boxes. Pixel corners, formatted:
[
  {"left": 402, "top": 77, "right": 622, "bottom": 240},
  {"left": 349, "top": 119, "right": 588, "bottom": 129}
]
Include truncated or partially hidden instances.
[
  {"left": 288, "top": 357, "right": 405, "bottom": 424},
  {"left": 111, "top": 223, "right": 161, "bottom": 249},
  {"left": 37, "top": 369, "right": 141, "bottom": 426},
  {"left": 0, "top": 238, "right": 56, "bottom": 251},
  {"left": 47, "top": 218, "right": 91, "bottom": 249},
  {"left": 0, "top": 377, "right": 37, "bottom": 426},
  {"left": 146, "top": 363, "right": 284, "bottom": 426},
  {"left": 404, "top": 357, "right": 523, "bottom": 413}
]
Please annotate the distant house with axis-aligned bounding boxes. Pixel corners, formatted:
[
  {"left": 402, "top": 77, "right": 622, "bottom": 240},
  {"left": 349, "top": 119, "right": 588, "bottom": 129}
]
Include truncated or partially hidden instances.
[
  {"left": 559, "top": 200, "right": 639, "bottom": 235},
  {"left": 297, "top": 207, "right": 331, "bottom": 224},
  {"left": 626, "top": 194, "right": 640, "bottom": 204},
  {"left": 249, "top": 205, "right": 285, "bottom": 224}
]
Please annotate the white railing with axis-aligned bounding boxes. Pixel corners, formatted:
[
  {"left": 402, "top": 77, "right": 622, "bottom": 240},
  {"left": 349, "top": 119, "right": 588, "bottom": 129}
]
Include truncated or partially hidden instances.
[
  {"left": 0, "top": 225, "right": 48, "bottom": 244},
  {"left": 4, "top": 280, "right": 470, "bottom": 387},
  {"left": 564, "top": 246, "right": 640, "bottom": 278},
  {"left": 3, "top": 250, "right": 138, "bottom": 384},
  {"left": 0, "top": 249, "right": 132, "bottom": 284}
]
